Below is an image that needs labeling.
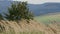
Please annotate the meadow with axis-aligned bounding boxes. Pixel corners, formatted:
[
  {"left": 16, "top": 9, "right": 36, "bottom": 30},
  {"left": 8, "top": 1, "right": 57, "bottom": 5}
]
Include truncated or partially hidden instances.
[
  {"left": 0, "top": 20, "right": 46, "bottom": 34},
  {"left": 34, "top": 13, "right": 60, "bottom": 24},
  {"left": 0, "top": 13, "right": 60, "bottom": 34}
]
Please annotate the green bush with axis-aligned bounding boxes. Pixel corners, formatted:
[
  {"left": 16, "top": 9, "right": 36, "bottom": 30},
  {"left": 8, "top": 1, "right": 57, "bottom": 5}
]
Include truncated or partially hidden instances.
[
  {"left": 4, "top": 1, "right": 34, "bottom": 22},
  {"left": 0, "top": 14, "right": 3, "bottom": 20}
]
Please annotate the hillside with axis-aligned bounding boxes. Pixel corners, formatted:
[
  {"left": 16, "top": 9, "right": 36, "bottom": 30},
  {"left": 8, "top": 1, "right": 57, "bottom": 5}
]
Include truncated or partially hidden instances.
[
  {"left": 34, "top": 12, "right": 60, "bottom": 24},
  {"left": 29, "top": 3, "right": 60, "bottom": 16},
  {"left": 0, "top": 19, "right": 60, "bottom": 34},
  {"left": 0, "top": 1, "right": 60, "bottom": 16}
]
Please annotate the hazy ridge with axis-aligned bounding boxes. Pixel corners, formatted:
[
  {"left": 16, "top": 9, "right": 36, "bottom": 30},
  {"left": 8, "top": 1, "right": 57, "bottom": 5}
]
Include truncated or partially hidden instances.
[{"left": 0, "top": 1, "right": 60, "bottom": 16}]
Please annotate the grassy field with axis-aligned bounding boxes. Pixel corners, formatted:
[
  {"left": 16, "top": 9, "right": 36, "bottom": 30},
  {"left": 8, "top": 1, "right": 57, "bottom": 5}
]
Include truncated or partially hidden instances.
[
  {"left": 34, "top": 13, "right": 60, "bottom": 24},
  {"left": 0, "top": 20, "right": 46, "bottom": 34},
  {"left": 0, "top": 19, "right": 60, "bottom": 34},
  {"left": 0, "top": 13, "right": 60, "bottom": 34},
  {"left": 1, "top": 31, "right": 45, "bottom": 34}
]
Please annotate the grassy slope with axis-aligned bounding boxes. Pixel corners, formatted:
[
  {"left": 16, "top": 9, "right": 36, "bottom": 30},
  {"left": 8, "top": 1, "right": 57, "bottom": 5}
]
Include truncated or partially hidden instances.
[
  {"left": 0, "top": 13, "right": 60, "bottom": 34},
  {"left": 0, "top": 20, "right": 46, "bottom": 34},
  {"left": 0, "top": 19, "right": 60, "bottom": 34},
  {"left": 34, "top": 12, "right": 60, "bottom": 24}
]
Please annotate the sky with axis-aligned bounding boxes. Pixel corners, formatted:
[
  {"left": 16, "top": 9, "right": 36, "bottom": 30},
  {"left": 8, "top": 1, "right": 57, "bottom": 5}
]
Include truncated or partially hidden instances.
[{"left": 1, "top": 0, "right": 60, "bottom": 4}]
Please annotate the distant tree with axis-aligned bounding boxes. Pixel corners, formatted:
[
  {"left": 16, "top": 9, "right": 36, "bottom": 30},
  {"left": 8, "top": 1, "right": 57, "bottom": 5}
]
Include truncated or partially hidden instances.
[{"left": 4, "top": 1, "right": 34, "bottom": 22}]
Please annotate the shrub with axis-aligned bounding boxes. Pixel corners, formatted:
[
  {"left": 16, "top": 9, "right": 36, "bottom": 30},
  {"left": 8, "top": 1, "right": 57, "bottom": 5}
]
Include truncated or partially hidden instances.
[{"left": 4, "top": 1, "right": 34, "bottom": 23}]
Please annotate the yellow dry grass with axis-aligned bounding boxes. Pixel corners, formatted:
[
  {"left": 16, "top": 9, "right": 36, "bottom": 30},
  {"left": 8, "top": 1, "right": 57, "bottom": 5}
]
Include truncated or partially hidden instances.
[{"left": 0, "top": 20, "right": 60, "bottom": 34}]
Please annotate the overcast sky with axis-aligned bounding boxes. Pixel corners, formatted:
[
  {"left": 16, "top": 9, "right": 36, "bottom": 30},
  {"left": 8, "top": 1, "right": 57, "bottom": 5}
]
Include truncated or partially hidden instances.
[{"left": 1, "top": 0, "right": 60, "bottom": 4}]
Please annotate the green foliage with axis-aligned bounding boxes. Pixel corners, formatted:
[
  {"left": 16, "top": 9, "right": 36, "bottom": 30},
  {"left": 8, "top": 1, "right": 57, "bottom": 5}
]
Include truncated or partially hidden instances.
[
  {"left": 0, "top": 14, "right": 3, "bottom": 20},
  {"left": 4, "top": 1, "right": 34, "bottom": 21}
]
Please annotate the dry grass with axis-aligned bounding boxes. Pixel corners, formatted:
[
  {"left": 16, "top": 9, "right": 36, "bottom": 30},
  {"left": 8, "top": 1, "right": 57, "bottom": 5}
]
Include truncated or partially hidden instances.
[{"left": 0, "top": 20, "right": 60, "bottom": 34}]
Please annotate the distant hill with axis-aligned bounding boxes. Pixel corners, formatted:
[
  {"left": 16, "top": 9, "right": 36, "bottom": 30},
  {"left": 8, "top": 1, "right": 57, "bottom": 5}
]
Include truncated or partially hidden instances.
[
  {"left": 0, "top": 1, "right": 60, "bottom": 16},
  {"left": 28, "top": 3, "right": 60, "bottom": 16}
]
